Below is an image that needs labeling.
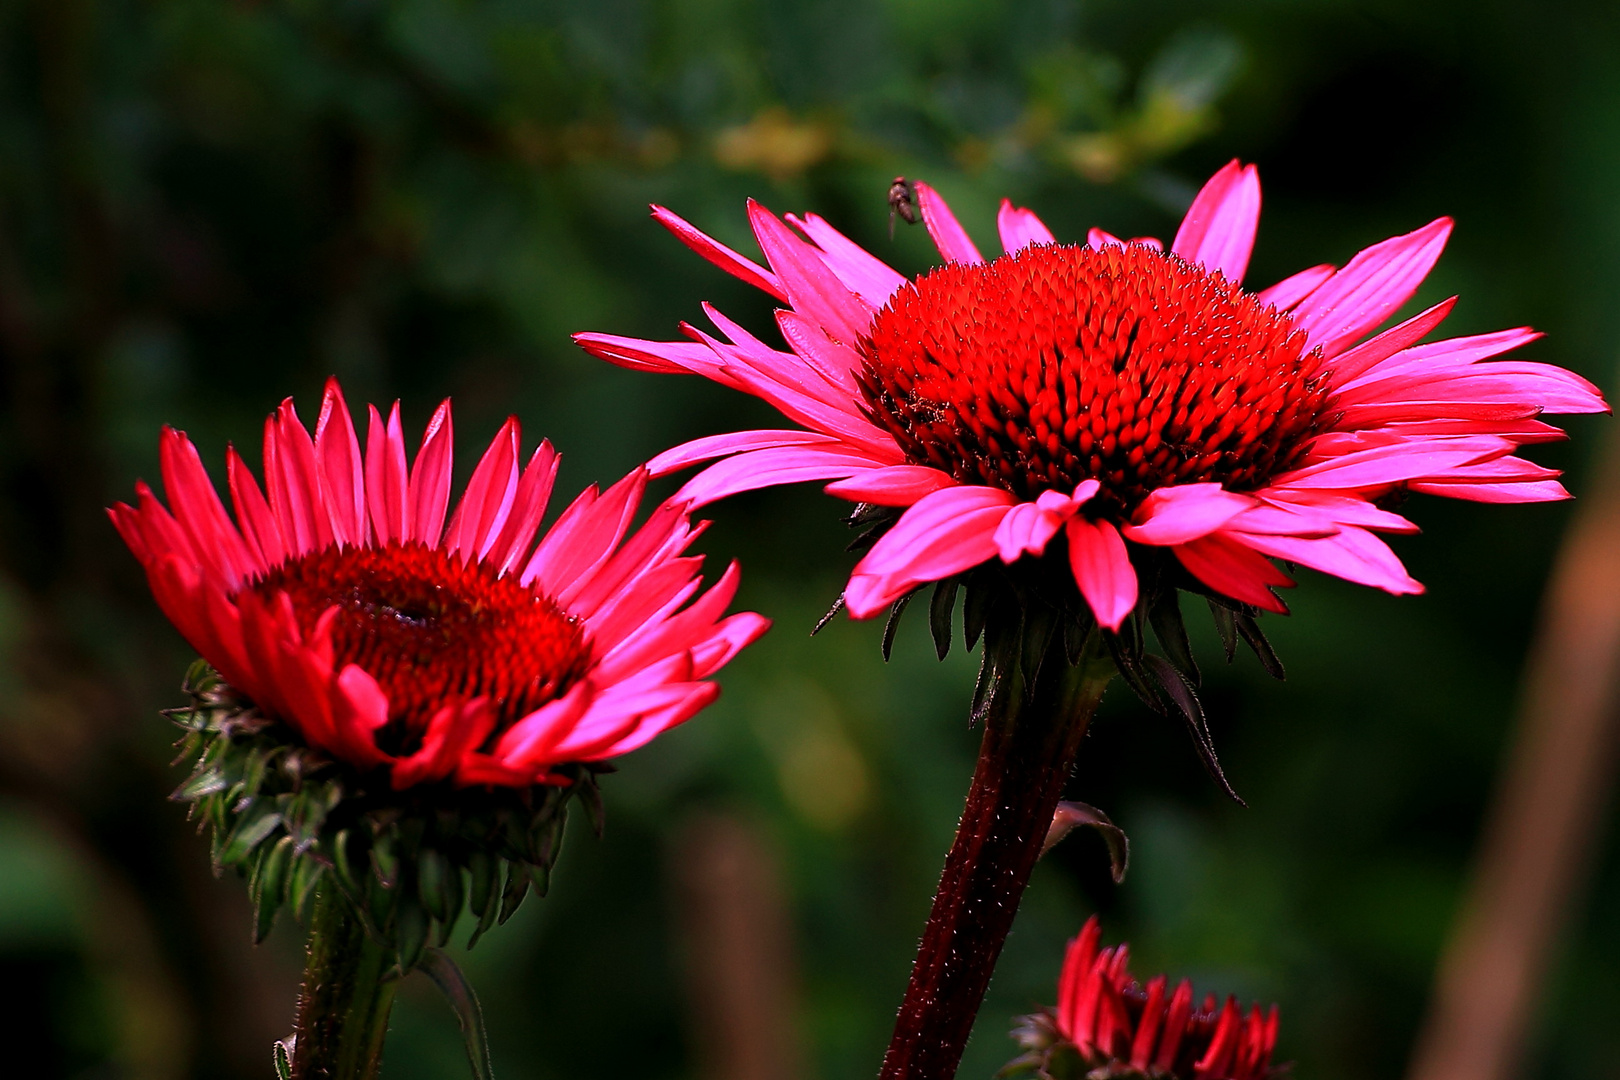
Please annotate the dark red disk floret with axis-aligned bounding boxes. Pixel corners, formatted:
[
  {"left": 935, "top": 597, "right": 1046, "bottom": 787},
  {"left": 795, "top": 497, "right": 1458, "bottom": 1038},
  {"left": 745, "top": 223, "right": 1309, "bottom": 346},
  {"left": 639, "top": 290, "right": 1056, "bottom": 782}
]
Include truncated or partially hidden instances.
[
  {"left": 246, "top": 543, "right": 591, "bottom": 743},
  {"left": 857, "top": 242, "right": 1336, "bottom": 516}
]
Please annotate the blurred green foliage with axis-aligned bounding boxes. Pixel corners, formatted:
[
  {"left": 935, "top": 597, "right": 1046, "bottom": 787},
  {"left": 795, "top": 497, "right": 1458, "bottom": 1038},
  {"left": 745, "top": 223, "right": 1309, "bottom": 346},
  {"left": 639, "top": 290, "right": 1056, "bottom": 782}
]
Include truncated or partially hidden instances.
[{"left": 0, "top": 0, "right": 1617, "bottom": 1078}]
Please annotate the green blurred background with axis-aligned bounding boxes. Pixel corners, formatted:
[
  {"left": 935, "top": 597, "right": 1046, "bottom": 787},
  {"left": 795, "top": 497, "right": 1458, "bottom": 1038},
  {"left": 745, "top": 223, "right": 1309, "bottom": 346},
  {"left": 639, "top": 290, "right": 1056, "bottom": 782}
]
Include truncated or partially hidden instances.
[{"left": 1, "top": 0, "right": 1617, "bottom": 1077}]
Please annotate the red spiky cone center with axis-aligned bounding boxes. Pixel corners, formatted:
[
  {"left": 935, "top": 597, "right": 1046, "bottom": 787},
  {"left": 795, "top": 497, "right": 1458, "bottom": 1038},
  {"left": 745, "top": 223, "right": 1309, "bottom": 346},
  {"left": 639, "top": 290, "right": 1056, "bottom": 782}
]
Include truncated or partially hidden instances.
[
  {"left": 857, "top": 243, "right": 1335, "bottom": 517},
  {"left": 244, "top": 543, "right": 591, "bottom": 747}
]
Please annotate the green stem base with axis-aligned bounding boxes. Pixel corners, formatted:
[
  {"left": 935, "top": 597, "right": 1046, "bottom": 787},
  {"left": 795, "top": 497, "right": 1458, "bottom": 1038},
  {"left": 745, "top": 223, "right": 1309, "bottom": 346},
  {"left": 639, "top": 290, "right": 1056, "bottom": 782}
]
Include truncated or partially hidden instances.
[{"left": 290, "top": 888, "right": 398, "bottom": 1080}]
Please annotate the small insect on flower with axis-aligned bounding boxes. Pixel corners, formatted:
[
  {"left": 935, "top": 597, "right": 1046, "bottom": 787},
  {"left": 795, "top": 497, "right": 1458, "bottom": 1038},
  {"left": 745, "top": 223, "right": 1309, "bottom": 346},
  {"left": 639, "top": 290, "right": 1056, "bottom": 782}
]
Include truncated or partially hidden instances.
[
  {"left": 1003, "top": 916, "right": 1282, "bottom": 1080},
  {"left": 890, "top": 175, "right": 921, "bottom": 238},
  {"left": 110, "top": 379, "right": 768, "bottom": 967}
]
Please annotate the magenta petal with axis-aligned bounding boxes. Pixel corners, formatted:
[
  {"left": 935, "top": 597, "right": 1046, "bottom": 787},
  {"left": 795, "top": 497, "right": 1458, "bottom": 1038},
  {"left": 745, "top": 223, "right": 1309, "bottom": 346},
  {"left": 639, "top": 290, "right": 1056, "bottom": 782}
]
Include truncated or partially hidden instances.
[
  {"left": 446, "top": 417, "right": 521, "bottom": 561},
  {"left": 407, "top": 399, "right": 454, "bottom": 544},
  {"left": 1408, "top": 478, "right": 1570, "bottom": 503},
  {"left": 748, "top": 199, "right": 873, "bottom": 346},
  {"left": 914, "top": 181, "right": 984, "bottom": 265},
  {"left": 1327, "top": 297, "right": 1457, "bottom": 385},
  {"left": 1066, "top": 517, "right": 1137, "bottom": 631},
  {"left": 993, "top": 501, "right": 1063, "bottom": 562},
  {"left": 364, "top": 402, "right": 409, "bottom": 546},
  {"left": 1171, "top": 160, "right": 1261, "bottom": 285},
  {"left": 1259, "top": 489, "right": 1418, "bottom": 534},
  {"left": 227, "top": 447, "right": 284, "bottom": 572},
  {"left": 1255, "top": 264, "right": 1335, "bottom": 311},
  {"left": 1172, "top": 535, "right": 1291, "bottom": 613},
  {"left": 677, "top": 443, "right": 894, "bottom": 508},
  {"left": 824, "top": 465, "right": 959, "bottom": 506},
  {"left": 844, "top": 486, "right": 1015, "bottom": 618},
  {"left": 1123, "top": 484, "right": 1254, "bottom": 546},
  {"left": 650, "top": 429, "right": 846, "bottom": 477},
  {"left": 314, "top": 378, "right": 367, "bottom": 549},
  {"left": 786, "top": 211, "right": 908, "bottom": 307},
  {"left": 997, "top": 199, "right": 1057, "bottom": 254},
  {"left": 1230, "top": 525, "right": 1422, "bottom": 596},
  {"left": 652, "top": 203, "right": 787, "bottom": 301},
  {"left": 1292, "top": 218, "right": 1453, "bottom": 359},
  {"left": 1276, "top": 437, "right": 1512, "bottom": 489}
]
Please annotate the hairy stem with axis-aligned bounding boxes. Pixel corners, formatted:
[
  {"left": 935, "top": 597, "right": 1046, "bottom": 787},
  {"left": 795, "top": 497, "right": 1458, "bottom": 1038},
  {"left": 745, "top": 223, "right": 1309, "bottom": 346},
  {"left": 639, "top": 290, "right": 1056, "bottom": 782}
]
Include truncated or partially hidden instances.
[
  {"left": 878, "top": 627, "right": 1113, "bottom": 1080},
  {"left": 289, "top": 887, "right": 397, "bottom": 1080}
]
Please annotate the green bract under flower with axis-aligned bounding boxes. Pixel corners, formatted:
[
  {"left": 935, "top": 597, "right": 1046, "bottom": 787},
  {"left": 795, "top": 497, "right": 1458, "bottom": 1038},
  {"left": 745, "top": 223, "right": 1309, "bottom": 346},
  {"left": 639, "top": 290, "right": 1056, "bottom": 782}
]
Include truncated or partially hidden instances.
[{"left": 172, "top": 662, "right": 595, "bottom": 972}]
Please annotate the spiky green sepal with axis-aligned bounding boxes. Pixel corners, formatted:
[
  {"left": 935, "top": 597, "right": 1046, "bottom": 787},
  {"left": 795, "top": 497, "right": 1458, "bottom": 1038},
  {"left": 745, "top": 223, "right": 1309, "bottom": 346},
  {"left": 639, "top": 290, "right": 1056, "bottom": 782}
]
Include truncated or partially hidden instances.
[
  {"left": 998, "top": 1009, "right": 1088, "bottom": 1080},
  {"left": 169, "top": 660, "right": 597, "bottom": 972}
]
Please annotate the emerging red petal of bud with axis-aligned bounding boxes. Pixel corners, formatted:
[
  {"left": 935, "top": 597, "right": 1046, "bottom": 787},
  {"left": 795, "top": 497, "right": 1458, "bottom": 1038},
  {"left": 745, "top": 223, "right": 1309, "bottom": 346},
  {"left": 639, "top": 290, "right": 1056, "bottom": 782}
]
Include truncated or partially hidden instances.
[
  {"left": 248, "top": 542, "right": 592, "bottom": 750},
  {"left": 858, "top": 243, "right": 1334, "bottom": 517},
  {"left": 1007, "top": 916, "right": 1281, "bottom": 1080}
]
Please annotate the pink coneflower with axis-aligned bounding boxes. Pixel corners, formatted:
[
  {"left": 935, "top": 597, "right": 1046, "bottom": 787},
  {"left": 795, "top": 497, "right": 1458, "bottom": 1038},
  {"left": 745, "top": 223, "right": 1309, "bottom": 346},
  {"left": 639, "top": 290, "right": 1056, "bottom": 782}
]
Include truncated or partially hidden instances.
[
  {"left": 576, "top": 161, "right": 1605, "bottom": 632},
  {"left": 110, "top": 378, "right": 768, "bottom": 790},
  {"left": 1007, "top": 916, "right": 1281, "bottom": 1080}
]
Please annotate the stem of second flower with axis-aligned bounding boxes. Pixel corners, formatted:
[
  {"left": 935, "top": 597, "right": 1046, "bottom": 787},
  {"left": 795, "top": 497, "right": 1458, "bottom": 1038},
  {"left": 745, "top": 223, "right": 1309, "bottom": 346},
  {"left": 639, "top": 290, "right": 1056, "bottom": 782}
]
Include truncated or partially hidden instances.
[
  {"left": 288, "top": 886, "right": 398, "bottom": 1080},
  {"left": 877, "top": 621, "right": 1114, "bottom": 1080}
]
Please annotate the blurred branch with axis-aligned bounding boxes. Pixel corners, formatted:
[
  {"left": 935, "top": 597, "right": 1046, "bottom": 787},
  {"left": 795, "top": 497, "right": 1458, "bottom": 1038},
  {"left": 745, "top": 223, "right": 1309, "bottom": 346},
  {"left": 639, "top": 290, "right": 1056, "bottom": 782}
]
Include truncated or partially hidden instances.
[
  {"left": 1407, "top": 424, "right": 1620, "bottom": 1080},
  {"left": 672, "top": 813, "right": 805, "bottom": 1080}
]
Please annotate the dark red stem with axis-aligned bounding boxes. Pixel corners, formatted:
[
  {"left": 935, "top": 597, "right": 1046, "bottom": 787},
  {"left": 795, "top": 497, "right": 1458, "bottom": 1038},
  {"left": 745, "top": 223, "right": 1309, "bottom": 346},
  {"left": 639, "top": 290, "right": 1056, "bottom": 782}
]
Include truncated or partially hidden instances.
[{"left": 878, "top": 632, "right": 1112, "bottom": 1080}]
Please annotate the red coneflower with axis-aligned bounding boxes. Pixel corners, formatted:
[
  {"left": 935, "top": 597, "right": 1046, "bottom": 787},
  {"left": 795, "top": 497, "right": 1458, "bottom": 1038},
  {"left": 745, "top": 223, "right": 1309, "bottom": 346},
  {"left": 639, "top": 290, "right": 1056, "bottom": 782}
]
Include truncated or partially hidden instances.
[
  {"left": 576, "top": 160, "right": 1604, "bottom": 632},
  {"left": 110, "top": 379, "right": 768, "bottom": 1078},
  {"left": 111, "top": 378, "right": 767, "bottom": 791},
  {"left": 573, "top": 161, "right": 1604, "bottom": 1080},
  {"left": 1006, "top": 916, "right": 1281, "bottom": 1080}
]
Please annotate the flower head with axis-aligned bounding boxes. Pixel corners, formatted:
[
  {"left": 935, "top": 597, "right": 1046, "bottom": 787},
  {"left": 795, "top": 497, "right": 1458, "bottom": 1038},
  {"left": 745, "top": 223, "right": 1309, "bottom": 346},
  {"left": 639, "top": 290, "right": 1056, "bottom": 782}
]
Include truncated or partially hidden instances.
[
  {"left": 1004, "top": 916, "right": 1280, "bottom": 1080},
  {"left": 111, "top": 379, "right": 767, "bottom": 960},
  {"left": 576, "top": 162, "right": 1606, "bottom": 636},
  {"left": 113, "top": 378, "right": 766, "bottom": 788}
]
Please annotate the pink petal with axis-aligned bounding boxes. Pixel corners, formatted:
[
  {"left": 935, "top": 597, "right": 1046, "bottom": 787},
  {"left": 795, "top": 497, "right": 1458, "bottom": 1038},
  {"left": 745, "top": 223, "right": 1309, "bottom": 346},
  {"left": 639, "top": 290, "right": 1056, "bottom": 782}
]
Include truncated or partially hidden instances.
[
  {"left": 776, "top": 309, "right": 862, "bottom": 393},
  {"left": 1170, "top": 160, "right": 1261, "bottom": 284},
  {"left": 651, "top": 204, "right": 787, "bottom": 301},
  {"left": 1326, "top": 297, "right": 1457, "bottom": 385},
  {"left": 572, "top": 330, "right": 737, "bottom": 383},
  {"left": 264, "top": 400, "right": 329, "bottom": 556},
  {"left": 1172, "top": 534, "right": 1291, "bottom": 613},
  {"left": 525, "top": 468, "right": 647, "bottom": 600},
  {"left": 1255, "top": 264, "right": 1335, "bottom": 312},
  {"left": 1336, "top": 400, "right": 1545, "bottom": 430},
  {"left": 364, "top": 403, "right": 409, "bottom": 546},
  {"left": 1066, "top": 517, "right": 1137, "bottom": 631},
  {"left": 1276, "top": 437, "right": 1511, "bottom": 489},
  {"left": 1123, "top": 483, "right": 1255, "bottom": 546},
  {"left": 992, "top": 482, "right": 1100, "bottom": 562},
  {"left": 158, "top": 427, "right": 254, "bottom": 589},
  {"left": 391, "top": 698, "right": 498, "bottom": 789},
  {"left": 314, "top": 378, "right": 366, "bottom": 548},
  {"left": 824, "top": 465, "right": 959, "bottom": 506},
  {"left": 675, "top": 443, "right": 896, "bottom": 508},
  {"left": 485, "top": 440, "right": 561, "bottom": 577},
  {"left": 1228, "top": 525, "right": 1422, "bottom": 595},
  {"left": 844, "top": 486, "right": 1016, "bottom": 618},
  {"left": 1408, "top": 479, "right": 1570, "bottom": 503},
  {"left": 1291, "top": 218, "right": 1453, "bottom": 359},
  {"left": 688, "top": 310, "right": 895, "bottom": 454},
  {"left": 1258, "top": 489, "right": 1418, "bottom": 533},
  {"left": 446, "top": 416, "right": 520, "bottom": 561},
  {"left": 785, "top": 212, "right": 908, "bottom": 307},
  {"left": 997, "top": 199, "right": 1056, "bottom": 254},
  {"left": 1087, "top": 229, "right": 1162, "bottom": 252},
  {"left": 913, "top": 181, "right": 983, "bottom": 265},
  {"left": 649, "top": 429, "right": 846, "bottom": 477},
  {"left": 748, "top": 200, "right": 873, "bottom": 345},
  {"left": 227, "top": 446, "right": 283, "bottom": 572},
  {"left": 407, "top": 399, "right": 453, "bottom": 545}
]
